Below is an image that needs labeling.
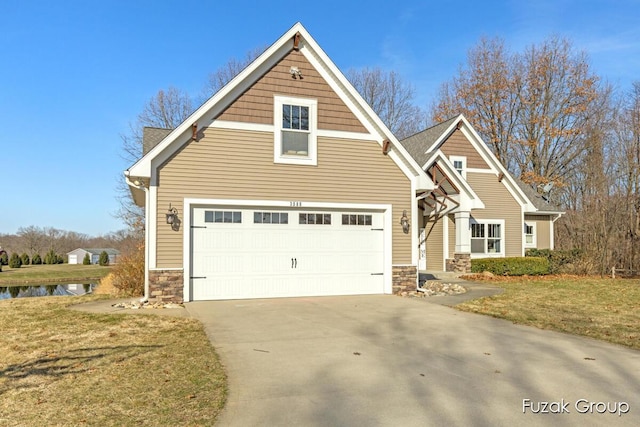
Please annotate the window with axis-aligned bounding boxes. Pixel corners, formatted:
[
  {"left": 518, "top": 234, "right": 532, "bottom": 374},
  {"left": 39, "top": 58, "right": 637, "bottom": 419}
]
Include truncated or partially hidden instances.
[
  {"left": 299, "top": 213, "right": 331, "bottom": 225},
  {"left": 205, "top": 210, "right": 242, "bottom": 223},
  {"left": 470, "top": 219, "right": 504, "bottom": 256},
  {"left": 274, "top": 96, "right": 317, "bottom": 165},
  {"left": 524, "top": 223, "right": 536, "bottom": 248},
  {"left": 449, "top": 155, "right": 467, "bottom": 178},
  {"left": 341, "top": 214, "right": 372, "bottom": 226},
  {"left": 254, "top": 212, "right": 288, "bottom": 224}
]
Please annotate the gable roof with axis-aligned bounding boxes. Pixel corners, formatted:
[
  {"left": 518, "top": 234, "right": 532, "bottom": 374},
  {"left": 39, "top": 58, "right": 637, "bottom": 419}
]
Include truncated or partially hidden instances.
[
  {"left": 400, "top": 116, "right": 459, "bottom": 166},
  {"left": 401, "top": 114, "right": 564, "bottom": 214},
  {"left": 124, "top": 22, "right": 431, "bottom": 193},
  {"left": 143, "top": 127, "right": 172, "bottom": 155},
  {"left": 67, "top": 248, "right": 120, "bottom": 256}
]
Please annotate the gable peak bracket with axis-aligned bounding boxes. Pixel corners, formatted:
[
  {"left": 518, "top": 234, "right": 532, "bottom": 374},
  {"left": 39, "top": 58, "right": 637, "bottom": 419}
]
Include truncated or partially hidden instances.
[
  {"left": 293, "top": 32, "right": 302, "bottom": 51},
  {"left": 382, "top": 140, "right": 391, "bottom": 155},
  {"left": 191, "top": 123, "right": 198, "bottom": 141},
  {"left": 456, "top": 120, "right": 463, "bottom": 130}
]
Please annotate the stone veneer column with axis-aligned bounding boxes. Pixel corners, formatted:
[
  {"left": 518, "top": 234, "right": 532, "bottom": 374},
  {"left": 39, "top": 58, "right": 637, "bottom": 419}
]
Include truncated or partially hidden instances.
[
  {"left": 392, "top": 265, "right": 418, "bottom": 294},
  {"left": 445, "top": 253, "right": 472, "bottom": 273},
  {"left": 148, "top": 270, "right": 184, "bottom": 303}
]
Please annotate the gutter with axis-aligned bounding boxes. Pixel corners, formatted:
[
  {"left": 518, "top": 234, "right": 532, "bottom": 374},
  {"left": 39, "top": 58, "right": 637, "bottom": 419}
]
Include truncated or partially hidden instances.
[{"left": 124, "top": 172, "right": 150, "bottom": 302}]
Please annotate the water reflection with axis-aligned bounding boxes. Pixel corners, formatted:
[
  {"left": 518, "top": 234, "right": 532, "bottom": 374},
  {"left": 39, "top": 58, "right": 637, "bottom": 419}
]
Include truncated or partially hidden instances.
[{"left": 0, "top": 283, "right": 96, "bottom": 299}]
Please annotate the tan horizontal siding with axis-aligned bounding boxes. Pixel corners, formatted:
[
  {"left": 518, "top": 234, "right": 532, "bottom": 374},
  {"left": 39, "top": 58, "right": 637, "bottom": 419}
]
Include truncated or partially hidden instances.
[
  {"left": 440, "top": 129, "right": 489, "bottom": 169},
  {"left": 425, "top": 218, "right": 443, "bottom": 270},
  {"left": 217, "top": 50, "right": 367, "bottom": 133},
  {"left": 156, "top": 128, "right": 411, "bottom": 267},
  {"left": 468, "top": 172, "right": 523, "bottom": 257},
  {"left": 525, "top": 214, "right": 551, "bottom": 249}
]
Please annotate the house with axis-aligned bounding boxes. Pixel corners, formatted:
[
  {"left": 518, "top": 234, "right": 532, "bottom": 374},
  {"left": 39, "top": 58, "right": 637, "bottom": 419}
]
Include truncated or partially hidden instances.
[
  {"left": 124, "top": 23, "right": 562, "bottom": 303},
  {"left": 67, "top": 248, "right": 119, "bottom": 265},
  {"left": 399, "top": 115, "right": 564, "bottom": 272}
]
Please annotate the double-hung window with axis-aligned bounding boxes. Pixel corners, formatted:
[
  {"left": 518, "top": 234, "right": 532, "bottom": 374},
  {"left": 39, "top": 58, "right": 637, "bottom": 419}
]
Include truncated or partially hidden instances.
[
  {"left": 274, "top": 95, "right": 317, "bottom": 165},
  {"left": 449, "top": 155, "right": 467, "bottom": 178},
  {"left": 524, "top": 223, "right": 536, "bottom": 248},
  {"left": 470, "top": 219, "right": 504, "bottom": 257}
]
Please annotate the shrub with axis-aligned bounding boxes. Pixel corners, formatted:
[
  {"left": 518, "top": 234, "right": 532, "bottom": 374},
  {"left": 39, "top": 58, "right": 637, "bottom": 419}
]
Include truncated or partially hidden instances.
[
  {"left": 83, "top": 253, "right": 91, "bottom": 265},
  {"left": 0, "top": 253, "right": 7, "bottom": 265},
  {"left": 44, "top": 249, "right": 63, "bottom": 265},
  {"left": 32, "top": 253, "right": 42, "bottom": 265},
  {"left": 20, "top": 253, "right": 30, "bottom": 266},
  {"left": 525, "top": 248, "right": 583, "bottom": 274},
  {"left": 110, "top": 243, "right": 144, "bottom": 297},
  {"left": 98, "top": 251, "right": 110, "bottom": 266},
  {"left": 471, "top": 256, "right": 549, "bottom": 276},
  {"left": 9, "top": 253, "right": 22, "bottom": 268}
]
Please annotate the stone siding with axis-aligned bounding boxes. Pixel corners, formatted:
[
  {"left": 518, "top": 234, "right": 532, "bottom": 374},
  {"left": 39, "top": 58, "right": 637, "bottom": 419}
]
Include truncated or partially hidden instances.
[
  {"left": 148, "top": 270, "right": 184, "bottom": 303},
  {"left": 392, "top": 265, "right": 417, "bottom": 294},
  {"left": 446, "top": 253, "right": 471, "bottom": 273}
]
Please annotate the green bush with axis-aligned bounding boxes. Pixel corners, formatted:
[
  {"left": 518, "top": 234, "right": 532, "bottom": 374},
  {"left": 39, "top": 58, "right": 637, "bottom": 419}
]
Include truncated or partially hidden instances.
[
  {"left": 83, "top": 253, "right": 91, "bottom": 265},
  {"left": 0, "top": 253, "right": 7, "bottom": 265},
  {"left": 98, "top": 251, "right": 110, "bottom": 266},
  {"left": 20, "top": 253, "right": 30, "bottom": 265},
  {"left": 525, "top": 248, "right": 583, "bottom": 274},
  {"left": 471, "top": 256, "right": 549, "bottom": 276},
  {"left": 32, "top": 253, "right": 42, "bottom": 265},
  {"left": 44, "top": 249, "right": 60, "bottom": 265},
  {"left": 9, "top": 253, "right": 22, "bottom": 268}
]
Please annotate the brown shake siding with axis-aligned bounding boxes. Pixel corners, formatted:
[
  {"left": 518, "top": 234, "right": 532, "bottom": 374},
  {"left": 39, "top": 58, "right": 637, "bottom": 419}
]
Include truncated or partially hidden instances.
[
  {"left": 440, "top": 129, "right": 489, "bottom": 169},
  {"left": 467, "top": 172, "right": 523, "bottom": 257},
  {"left": 218, "top": 50, "right": 367, "bottom": 133},
  {"left": 425, "top": 218, "right": 444, "bottom": 270},
  {"left": 525, "top": 214, "right": 552, "bottom": 249},
  {"left": 155, "top": 128, "right": 411, "bottom": 267}
]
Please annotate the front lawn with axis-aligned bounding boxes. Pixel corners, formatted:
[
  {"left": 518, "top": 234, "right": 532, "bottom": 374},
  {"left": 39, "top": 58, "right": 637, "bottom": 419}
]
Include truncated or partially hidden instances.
[
  {"left": 456, "top": 276, "right": 640, "bottom": 350},
  {"left": 0, "top": 295, "right": 227, "bottom": 426},
  {"left": 0, "top": 263, "right": 111, "bottom": 284}
]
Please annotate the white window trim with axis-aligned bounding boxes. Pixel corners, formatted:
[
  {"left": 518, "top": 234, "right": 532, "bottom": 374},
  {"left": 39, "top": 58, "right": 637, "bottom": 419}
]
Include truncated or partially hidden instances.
[
  {"left": 470, "top": 218, "right": 505, "bottom": 258},
  {"left": 449, "top": 155, "right": 467, "bottom": 178},
  {"left": 274, "top": 95, "right": 318, "bottom": 166},
  {"left": 524, "top": 222, "right": 536, "bottom": 248}
]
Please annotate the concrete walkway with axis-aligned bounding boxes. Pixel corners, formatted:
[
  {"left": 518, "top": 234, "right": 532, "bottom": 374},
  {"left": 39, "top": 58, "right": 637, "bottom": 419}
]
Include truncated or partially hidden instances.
[{"left": 186, "top": 295, "right": 640, "bottom": 427}]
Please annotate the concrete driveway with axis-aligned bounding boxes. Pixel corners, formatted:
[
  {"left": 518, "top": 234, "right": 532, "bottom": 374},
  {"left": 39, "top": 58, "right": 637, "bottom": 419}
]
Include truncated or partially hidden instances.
[{"left": 186, "top": 295, "right": 640, "bottom": 426}]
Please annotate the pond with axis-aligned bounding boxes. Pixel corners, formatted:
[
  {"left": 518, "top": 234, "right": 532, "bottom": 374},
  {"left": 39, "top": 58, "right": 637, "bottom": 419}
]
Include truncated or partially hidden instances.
[{"left": 0, "top": 283, "right": 97, "bottom": 299}]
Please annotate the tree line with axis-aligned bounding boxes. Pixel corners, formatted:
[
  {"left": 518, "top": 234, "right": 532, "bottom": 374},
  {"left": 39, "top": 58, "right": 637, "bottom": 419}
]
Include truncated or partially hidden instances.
[
  {"left": 119, "top": 35, "right": 639, "bottom": 275},
  {"left": 0, "top": 226, "right": 137, "bottom": 264}
]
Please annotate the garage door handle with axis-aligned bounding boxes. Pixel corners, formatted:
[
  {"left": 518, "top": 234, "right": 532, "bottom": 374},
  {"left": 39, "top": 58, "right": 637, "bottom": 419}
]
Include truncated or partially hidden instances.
[
  {"left": 371, "top": 273, "right": 383, "bottom": 275},
  {"left": 191, "top": 276, "right": 207, "bottom": 279}
]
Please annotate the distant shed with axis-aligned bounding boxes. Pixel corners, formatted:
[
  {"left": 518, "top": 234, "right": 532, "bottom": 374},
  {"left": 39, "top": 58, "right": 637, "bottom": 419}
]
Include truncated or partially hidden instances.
[{"left": 67, "top": 248, "right": 119, "bottom": 264}]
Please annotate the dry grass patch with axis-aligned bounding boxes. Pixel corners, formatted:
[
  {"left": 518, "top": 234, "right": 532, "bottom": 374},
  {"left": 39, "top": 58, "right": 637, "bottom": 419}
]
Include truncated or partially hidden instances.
[
  {"left": 457, "top": 276, "right": 640, "bottom": 350},
  {"left": 0, "top": 295, "right": 226, "bottom": 426}
]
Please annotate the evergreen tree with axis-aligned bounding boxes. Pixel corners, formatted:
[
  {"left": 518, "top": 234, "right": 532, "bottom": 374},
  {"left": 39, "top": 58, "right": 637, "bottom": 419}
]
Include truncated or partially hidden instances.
[
  {"left": 83, "top": 253, "right": 91, "bottom": 265},
  {"left": 98, "top": 251, "right": 110, "bottom": 266},
  {"left": 9, "top": 253, "right": 22, "bottom": 268}
]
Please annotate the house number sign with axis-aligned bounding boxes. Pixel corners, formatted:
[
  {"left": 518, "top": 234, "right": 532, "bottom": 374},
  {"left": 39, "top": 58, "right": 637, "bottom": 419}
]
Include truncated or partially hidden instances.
[{"left": 289, "top": 201, "right": 302, "bottom": 207}]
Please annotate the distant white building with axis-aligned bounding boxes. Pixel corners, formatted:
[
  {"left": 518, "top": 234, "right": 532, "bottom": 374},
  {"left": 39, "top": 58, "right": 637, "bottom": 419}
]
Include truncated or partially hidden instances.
[{"left": 67, "top": 248, "right": 119, "bottom": 265}]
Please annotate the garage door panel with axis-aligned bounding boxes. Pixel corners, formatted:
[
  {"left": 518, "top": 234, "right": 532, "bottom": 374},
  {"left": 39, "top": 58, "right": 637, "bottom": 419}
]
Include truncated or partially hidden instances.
[{"left": 190, "top": 206, "right": 386, "bottom": 300}]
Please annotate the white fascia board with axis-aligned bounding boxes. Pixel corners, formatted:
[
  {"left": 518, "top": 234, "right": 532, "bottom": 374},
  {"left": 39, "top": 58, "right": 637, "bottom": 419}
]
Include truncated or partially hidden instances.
[
  {"left": 457, "top": 115, "right": 536, "bottom": 210},
  {"left": 424, "top": 114, "right": 463, "bottom": 153},
  {"left": 128, "top": 23, "right": 304, "bottom": 179},
  {"left": 297, "top": 32, "right": 430, "bottom": 186}
]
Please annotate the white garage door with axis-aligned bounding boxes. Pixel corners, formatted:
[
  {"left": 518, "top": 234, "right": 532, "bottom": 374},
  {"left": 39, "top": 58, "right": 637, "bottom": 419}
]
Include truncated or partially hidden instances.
[
  {"left": 68, "top": 255, "right": 78, "bottom": 264},
  {"left": 190, "top": 206, "right": 385, "bottom": 300}
]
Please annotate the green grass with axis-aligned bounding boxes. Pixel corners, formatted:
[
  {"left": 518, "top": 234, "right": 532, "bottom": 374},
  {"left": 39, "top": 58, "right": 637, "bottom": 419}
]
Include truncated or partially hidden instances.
[
  {"left": 0, "top": 263, "right": 111, "bottom": 285},
  {"left": 0, "top": 295, "right": 227, "bottom": 426},
  {"left": 457, "top": 276, "right": 640, "bottom": 350}
]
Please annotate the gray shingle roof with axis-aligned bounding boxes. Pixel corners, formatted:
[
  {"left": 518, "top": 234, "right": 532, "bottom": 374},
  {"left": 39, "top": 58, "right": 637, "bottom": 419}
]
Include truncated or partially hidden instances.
[
  {"left": 399, "top": 116, "right": 459, "bottom": 166},
  {"left": 143, "top": 127, "right": 173, "bottom": 155},
  {"left": 513, "top": 178, "right": 562, "bottom": 212}
]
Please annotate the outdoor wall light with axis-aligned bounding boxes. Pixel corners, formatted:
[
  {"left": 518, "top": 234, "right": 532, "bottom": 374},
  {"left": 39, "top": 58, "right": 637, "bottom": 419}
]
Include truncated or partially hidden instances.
[
  {"left": 166, "top": 204, "right": 178, "bottom": 225},
  {"left": 400, "top": 210, "right": 410, "bottom": 234}
]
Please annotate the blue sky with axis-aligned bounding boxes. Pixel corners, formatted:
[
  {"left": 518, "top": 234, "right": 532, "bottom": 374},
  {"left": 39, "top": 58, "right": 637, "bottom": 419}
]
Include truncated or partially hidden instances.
[{"left": 1, "top": 0, "right": 639, "bottom": 236}]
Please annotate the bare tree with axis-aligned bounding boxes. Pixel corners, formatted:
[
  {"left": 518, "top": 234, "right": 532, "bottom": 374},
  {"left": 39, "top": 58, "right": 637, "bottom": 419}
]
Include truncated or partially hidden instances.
[
  {"left": 432, "top": 36, "right": 601, "bottom": 187},
  {"left": 201, "top": 46, "right": 266, "bottom": 100},
  {"left": 347, "top": 67, "right": 427, "bottom": 139}
]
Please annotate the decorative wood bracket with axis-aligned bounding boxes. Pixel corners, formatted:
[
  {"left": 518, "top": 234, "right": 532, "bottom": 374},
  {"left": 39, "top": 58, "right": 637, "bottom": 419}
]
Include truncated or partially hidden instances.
[
  {"left": 191, "top": 123, "right": 198, "bottom": 141},
  {"left": 293, "top": 32, "right": 301, "bottom": 50},
  {"left": 382, "top": 140, "right": 390, "bottom": 155}
]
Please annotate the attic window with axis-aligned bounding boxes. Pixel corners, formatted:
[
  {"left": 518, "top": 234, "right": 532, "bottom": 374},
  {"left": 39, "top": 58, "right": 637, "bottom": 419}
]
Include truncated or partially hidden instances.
[
  {"left": 450, "top": 155, "right": 467, "bottom": 178},
  {"left": 274, "top": 95, "right": 317, "bottom": 165}
]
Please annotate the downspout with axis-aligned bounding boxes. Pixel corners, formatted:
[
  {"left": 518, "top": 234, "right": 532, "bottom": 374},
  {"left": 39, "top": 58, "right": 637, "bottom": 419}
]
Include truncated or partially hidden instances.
[{"left": 125, "top": 173, "right": 150, "bottom": 302}]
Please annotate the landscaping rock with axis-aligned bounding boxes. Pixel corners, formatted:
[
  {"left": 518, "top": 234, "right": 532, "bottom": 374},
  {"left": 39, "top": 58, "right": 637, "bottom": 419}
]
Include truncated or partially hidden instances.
[
  {"left": 418, "top": 281, "right": 467, "bottom": 297},
  {"left": 111, "top": 300, "right": 185, "bottom": 310}
]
